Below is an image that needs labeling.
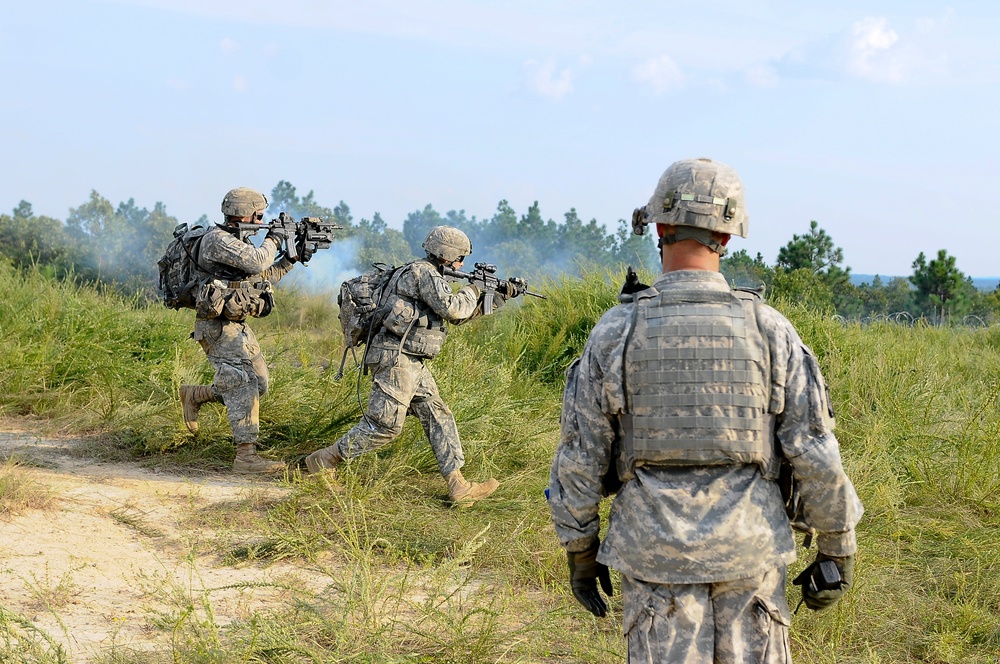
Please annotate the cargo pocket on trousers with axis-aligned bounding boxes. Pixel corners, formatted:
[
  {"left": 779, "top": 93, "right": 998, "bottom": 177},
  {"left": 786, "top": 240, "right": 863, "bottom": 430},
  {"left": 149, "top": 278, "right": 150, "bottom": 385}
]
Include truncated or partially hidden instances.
[
  {"left": 368, "top": 392, "right": 405, "bottom": 435},
  {"left": 215, "top": 362, "right": 250, "bottom": 393},
  {"left": 622, "top": 581, "right": 661, "bottom": 663},
  {"left": 751, "top": 596, "right": 792, "bottom": 664}
]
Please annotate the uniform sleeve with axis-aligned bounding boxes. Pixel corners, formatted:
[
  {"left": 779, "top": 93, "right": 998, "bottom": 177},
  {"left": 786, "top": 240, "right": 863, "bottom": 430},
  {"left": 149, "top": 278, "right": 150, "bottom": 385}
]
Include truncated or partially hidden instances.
[
  {"left": 201, "top": 230, "right": 280, "bottom": 276},
  {"left": 415, "top": 264, "right": 479, "bottom": 323},
  {"left": 766, "top": 308, "right": 865, "bottom": 557},
  {"left": 259, "top": 255, "right": 295, "bottom": 284},
  {"left": 548, "top": 312, "right": 626, "bottom": 552}
]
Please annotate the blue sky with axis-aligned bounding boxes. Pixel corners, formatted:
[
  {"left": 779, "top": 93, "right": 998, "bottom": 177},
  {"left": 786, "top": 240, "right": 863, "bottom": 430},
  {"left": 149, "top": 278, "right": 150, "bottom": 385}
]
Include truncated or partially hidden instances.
[{"left": 2, "top": 1, "right": 998, "bottom": 276}]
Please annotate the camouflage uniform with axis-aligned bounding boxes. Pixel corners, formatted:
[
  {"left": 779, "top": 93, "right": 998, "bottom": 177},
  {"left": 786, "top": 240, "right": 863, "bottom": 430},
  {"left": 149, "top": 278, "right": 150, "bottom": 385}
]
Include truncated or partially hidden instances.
[
  {"left": 548, "top": 270, "right": 863, "bottom": 663},
  {"left": 193, "top": 226, "right": 294, "bottom": 444},
  {"left": 331, "top": 259, "right": 480, "bottom": 476}
]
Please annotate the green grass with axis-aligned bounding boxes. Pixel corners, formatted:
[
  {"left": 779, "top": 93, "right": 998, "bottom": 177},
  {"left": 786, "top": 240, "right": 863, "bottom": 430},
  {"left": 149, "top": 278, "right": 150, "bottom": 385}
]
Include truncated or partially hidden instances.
[{"left": 0, "top": 260, "right": 998, "bottom": 662}]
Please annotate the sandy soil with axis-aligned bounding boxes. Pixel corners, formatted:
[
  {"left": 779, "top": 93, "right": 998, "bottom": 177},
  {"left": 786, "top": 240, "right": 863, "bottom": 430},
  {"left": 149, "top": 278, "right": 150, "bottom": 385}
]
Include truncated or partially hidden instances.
[{"left": 0, "top": 421, "right": 335, "bottom": 662}]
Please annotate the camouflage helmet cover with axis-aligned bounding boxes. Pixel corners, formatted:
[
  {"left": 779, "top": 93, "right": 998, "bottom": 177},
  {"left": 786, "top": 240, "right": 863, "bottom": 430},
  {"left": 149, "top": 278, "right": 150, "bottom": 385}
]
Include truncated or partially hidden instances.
[
  {"left": 422, "top": 225, "right": 472, "bottom": 262},
  {"left": 643, "top": 157, "right": 748, "bottom": 238},
  {"left": 221, "top": 187, "right": 269, "bottom": 218}
]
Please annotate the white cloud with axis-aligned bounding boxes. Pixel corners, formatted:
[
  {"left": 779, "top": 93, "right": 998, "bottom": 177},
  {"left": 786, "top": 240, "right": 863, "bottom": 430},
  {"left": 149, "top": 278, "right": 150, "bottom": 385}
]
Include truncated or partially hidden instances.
[
  {"left": 220, "top": 37, "right": 240, "bottom": 54},
  {"left": 743, "top": 64, "right": 778, "bottom": 88},
  {"left": 232, "top": 74, "right": 248, "bottom": 92},
  {"left": 526, "top": 59, "right": 574, "bottom": 100},
  {"left": 165, "top": 78, "right": 189, "bottom": 91},
  {"left": 632, "top": 54, "right": 683, "bottom": 94},
  {"left": 847, "top": 17, "right": 902, "bottom": 82}
]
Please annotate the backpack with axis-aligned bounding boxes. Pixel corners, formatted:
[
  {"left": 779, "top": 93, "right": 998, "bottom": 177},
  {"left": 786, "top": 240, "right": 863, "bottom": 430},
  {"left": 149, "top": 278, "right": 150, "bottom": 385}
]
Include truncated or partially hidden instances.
[
  {"left": 157, "top": 222, "right": 210, "bottom": 310},
  {"left": 337, "top": 263, "right": 400, "bottom": 348}
]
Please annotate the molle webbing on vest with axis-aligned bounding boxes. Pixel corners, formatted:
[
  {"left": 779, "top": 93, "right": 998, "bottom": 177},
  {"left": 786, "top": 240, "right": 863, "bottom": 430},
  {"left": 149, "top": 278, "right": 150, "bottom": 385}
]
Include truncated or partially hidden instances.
[{"left": 624, "top": 287, "right": 771, "bottom": 469}]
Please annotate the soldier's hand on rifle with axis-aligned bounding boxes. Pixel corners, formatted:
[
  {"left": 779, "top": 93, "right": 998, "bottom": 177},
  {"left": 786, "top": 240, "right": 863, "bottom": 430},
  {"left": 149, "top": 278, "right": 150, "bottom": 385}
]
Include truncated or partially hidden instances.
[
  {"left": 498, "top": 277, "right": 527, "bottom": 299},
  {"left": 295, "top": 236, "right": 315, "bottom": 264},
  {"left": 265, "top": 224, "right": 289, "bottom": 246},
  {"left": 567, "top": 540, "right": 613, "bottom": 617},
  {"left": 793, "top": 552, "right": 854, "bottom": 611}
]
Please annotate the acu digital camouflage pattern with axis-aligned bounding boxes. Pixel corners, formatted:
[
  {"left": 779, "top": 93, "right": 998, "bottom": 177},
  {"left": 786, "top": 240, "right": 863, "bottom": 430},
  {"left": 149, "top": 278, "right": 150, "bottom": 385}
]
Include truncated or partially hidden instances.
[
  {"left": 645, "top": 158, "right": 748, "bottom": 237},
  {"left": 221, "top": 187, "right": 268, "bottom": 218},
  {"left": 549, "top": 268, "right": 862, "bottom": 660},
  {"left": 549, "top": 270, "right": 862, "bottom": 581},
  {"left": 330, "top": 259, "right": 481, "bottom": 475},
  {"left": 621, "top": 567, "right": 791, "bottom": 664},
  {"left": 421, "top": 225, "right": 472, "bottom": 262},
  {"left": 191, "top": 226, "right": 295, "bottom": 445},
  {"left": 624, "top": 286, "right": 774, "bottom": 473}
]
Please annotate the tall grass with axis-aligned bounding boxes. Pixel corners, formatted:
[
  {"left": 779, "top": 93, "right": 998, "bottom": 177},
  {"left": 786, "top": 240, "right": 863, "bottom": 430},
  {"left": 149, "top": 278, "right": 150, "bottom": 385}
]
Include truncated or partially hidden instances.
[{"left": 0, "top": 259, "right": 998, "bottom": 662}]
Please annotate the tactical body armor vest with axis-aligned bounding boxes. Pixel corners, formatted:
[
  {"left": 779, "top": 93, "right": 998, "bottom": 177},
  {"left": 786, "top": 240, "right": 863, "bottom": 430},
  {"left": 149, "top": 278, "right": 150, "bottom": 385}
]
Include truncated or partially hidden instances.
[
  {"left": 193, "top": 226, "right": 275, "bottom": 322},
  {"left": 621, "top": 286, "right": 777, "bottom": 478},
  {"left": 379, "top": 261, "right": 449, "bottom": 359}
]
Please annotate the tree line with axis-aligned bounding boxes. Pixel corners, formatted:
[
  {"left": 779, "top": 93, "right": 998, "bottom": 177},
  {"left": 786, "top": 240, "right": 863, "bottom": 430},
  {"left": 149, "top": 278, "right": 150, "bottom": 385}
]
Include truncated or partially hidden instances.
[
  {"left": 1, "top": 182, "right": 996, "bottom": 324},
  {"left": 721, "top": 220, "right": 1000, "bottom": 324},
  {"left": 0, "top": 181, "right": 659, "bottom": 298}
]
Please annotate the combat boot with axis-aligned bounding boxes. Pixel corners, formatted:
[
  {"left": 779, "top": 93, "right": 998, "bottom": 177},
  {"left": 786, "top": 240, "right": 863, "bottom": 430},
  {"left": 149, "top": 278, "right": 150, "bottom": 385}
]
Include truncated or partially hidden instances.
[
  {"left": 305, "top": 446, "right": 342, "bottom": 474},
  {"left": 446, "top": 469, "right": 499, "bottom": 508},
  {"left": 179, "top": 384, "right": 215, "bottom": 434},
  {"left": 233, "top": 443, "right": 285, "bottom": 474}
]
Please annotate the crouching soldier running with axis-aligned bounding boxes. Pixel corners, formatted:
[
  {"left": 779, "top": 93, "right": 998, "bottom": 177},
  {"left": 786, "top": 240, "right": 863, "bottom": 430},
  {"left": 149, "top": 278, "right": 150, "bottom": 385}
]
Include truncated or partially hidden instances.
[
  {"left": 179, "top": 187, "right": 298, "bottom": 473},
  {"left": 306, "top": 225, "right": 517, "bottom": 506}
]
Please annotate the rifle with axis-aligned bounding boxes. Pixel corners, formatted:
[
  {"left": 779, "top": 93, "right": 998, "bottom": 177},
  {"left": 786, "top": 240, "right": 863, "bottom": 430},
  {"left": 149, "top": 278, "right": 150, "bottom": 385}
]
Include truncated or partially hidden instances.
[
  {"left": 442, "top": 262, "right": 545, "bottom": 315},
  {"left": 236, "top": 212, "right": 342, "bottom": 264}
]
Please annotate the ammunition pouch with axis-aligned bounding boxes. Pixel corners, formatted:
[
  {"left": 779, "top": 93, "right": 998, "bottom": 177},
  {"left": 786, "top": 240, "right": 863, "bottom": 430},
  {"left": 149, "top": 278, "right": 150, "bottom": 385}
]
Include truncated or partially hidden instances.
[
  {"left": 195, "top": 281, "right": 227, "bottom": 319},
  {"left": 195, "top": 280, "right": 274, "bottom": 321},
  {"left": 401, "top": 327, "right": 447, "bottom": 359},
  {"left": 380, "top": 293, "right": 448, "bottom": 358},
  {"left": 382, "top": 295, "right": 418, "bottom": 336}
]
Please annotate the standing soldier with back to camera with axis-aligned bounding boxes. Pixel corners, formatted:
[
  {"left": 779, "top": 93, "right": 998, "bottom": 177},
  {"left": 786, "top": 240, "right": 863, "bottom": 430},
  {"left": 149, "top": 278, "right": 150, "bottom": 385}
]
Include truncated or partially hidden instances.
[
  {"left": 548, "top": 158, "right": 864, "bottom": 662},
  {"left": 305, "top": 225, "right": 521, "bottom": 506},
  {"left": 179, "top": 187, "right": 300, "bottom": 474}
]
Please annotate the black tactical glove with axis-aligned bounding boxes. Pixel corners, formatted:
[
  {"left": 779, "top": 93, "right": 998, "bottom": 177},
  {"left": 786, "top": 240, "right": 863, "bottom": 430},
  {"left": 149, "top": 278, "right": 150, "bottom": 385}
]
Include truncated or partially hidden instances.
[
  {"left": 498, "top": 277, "right": 527, "bottom": 299},
  {"left": 265, "top": 224, "right": 288, "bottom": 246},
  {"left": 295, "top": 237, "right": 315, "bottom": 264},
  {"left": 793, "top": 552, "right": 854, "bottom": 611},
  {"left": 567, "top": 541, "right": 613, "bottom": 617}
]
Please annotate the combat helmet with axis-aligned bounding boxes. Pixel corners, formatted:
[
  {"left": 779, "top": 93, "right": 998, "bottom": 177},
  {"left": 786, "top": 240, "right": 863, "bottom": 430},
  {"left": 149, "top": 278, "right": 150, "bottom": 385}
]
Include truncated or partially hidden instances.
[
  {"left": 422, "top": 226, "right": 472, "bottom": 263},
  {"left": 632, "top": 158, "right": 748, "bottom": 253},
  {"left": 221, "top": 187, "right": 268, "bottom": 219}
]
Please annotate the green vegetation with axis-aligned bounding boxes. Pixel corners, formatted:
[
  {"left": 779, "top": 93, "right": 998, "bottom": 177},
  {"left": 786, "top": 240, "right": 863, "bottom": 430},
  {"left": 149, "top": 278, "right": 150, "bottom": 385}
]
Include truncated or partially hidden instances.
[
  {"left": 5, "top": 184, "right": 1000, "bottom": 324},
  {"left": 0, "top": 258, "right": 998, "bottom": 662},
  {"left": 723, "top": 220, "right": 1000, "bottom": 324}
]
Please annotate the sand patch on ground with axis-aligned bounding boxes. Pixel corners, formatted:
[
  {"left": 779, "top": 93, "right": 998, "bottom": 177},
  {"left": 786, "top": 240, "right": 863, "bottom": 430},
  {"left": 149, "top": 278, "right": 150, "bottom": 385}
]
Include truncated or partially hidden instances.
[{"left": 0, "top": 422, "right": 335, "bottom": 662}]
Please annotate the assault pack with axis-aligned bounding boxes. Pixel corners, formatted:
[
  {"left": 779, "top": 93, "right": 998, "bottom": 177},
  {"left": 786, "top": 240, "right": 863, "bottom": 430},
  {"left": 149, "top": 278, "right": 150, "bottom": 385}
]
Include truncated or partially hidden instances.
[
  {"left": 333, "top": 263, "right": 400, "bottom": 378},
  {"left": 157, "top": 222, "right": 210, "bottom": 310}
]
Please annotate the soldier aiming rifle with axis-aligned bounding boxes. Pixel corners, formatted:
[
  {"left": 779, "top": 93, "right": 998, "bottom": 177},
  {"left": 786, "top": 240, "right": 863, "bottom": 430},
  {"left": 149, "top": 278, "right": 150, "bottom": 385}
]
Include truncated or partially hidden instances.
[
  {"left": 306, "top": 226, "right": 532, "bottom": 506},
  {"left": 234, "top": 211, "right": 341, "bottom": 264},
  {"left": 442, "top": 261, "right": 545, "bottom": 314},
  {"left": 173, "top": 187, "right": 342, "bottom": 473}
]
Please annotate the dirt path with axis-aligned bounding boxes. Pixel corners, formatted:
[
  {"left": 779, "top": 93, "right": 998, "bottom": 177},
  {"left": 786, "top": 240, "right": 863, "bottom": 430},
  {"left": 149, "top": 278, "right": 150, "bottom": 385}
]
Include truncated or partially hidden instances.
[{"left": 0, "top": 421, "right": 333, "bottom": 662}]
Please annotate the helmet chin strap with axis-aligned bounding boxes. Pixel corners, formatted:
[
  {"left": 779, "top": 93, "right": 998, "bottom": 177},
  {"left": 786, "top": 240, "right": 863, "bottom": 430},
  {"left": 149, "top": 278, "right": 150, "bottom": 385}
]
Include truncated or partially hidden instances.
[{"left": 658, "top": 226, "right": 728, "bottom": 257}]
